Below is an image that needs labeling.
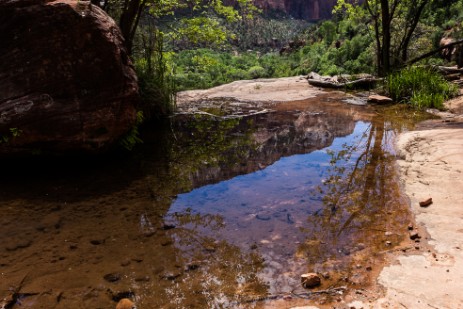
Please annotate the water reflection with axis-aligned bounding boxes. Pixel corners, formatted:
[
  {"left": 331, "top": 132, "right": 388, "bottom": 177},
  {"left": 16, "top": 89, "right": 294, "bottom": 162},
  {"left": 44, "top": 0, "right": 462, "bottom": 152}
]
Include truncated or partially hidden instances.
[{"left": 0, "top": 99, "right": 429, "bottom": 308}]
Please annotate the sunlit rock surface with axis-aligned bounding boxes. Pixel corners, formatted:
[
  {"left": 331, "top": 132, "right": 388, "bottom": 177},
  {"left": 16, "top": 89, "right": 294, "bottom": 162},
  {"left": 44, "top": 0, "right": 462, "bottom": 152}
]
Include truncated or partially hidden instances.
[{"left": 0, "top": 0, "right": 138, "bottom": 155}]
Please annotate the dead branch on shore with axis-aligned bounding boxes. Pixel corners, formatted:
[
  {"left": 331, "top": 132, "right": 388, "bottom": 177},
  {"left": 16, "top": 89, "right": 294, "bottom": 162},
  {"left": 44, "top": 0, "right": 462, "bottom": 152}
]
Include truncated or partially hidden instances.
[
  {"left": 406, "top": 39, "right": 463, "bottom": 66},
  {"left": 308, "top": 77, "right": 382, "bottom": 90}
]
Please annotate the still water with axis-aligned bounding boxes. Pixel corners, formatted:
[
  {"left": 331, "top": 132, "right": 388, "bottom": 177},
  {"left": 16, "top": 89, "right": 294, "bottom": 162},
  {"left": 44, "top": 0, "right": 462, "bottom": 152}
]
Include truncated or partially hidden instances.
[{"left": 0, "top": 95, "right": 428, "bottom": 308}]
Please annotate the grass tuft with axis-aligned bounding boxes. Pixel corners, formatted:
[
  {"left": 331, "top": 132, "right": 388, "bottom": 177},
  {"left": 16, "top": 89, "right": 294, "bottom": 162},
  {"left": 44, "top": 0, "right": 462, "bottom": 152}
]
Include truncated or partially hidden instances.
[{"left": 386, "top": 66, "right": 458, "bottom": 109}]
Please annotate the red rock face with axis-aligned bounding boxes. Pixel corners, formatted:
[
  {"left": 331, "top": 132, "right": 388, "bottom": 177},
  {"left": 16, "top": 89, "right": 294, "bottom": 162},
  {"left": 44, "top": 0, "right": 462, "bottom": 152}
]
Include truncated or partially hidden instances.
[
  {"left": 253, "top": 0, "right": 357, "bottom": 20},
  {"left": 0, "top": 0, "right": 138, "bottom": 155}
]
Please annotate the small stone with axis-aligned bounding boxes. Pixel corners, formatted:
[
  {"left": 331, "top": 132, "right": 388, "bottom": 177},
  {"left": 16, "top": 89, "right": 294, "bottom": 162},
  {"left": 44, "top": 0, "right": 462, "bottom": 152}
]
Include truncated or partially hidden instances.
[
  {"left": 104, "top": 273, "right": 122, "bottom": 283},
  {"left": 111, "top": 291, "right": 135, "bottom": 302},
  {"left": 116, "top": 298, "right": 135, "bottom": 309},
  {"left": 135, "top": 275, "right": 150, "bottom": 282},
  {"left": 185, "top": 262, "right": 200, "bottom": 271},
  {"left": 385, "top": 241, "right": 392, "bottom": 246},
  {"left": 143, "top": 231, "right": 156, "bottom": 237},
  {"left": 410, "top": 231, "right": 421, "bottom": 240},
  {"left": 419, "top": 198, "right": 433, "bottom": 207},
  {"left": 366, "top": 266, "right": 372, "bottom": 271},
  {"left": 367, "top": 94, "right": 393, "bottom": 104},
  {"left": 301, "top": 273, "right": 321, "bottom": 289},
  {"left": 120, "top": 260, "right": 131, "bottom": 267},
  {"left": 162, "top": 224, "right": 176, "bottom": 230},
  {"left": 407, "top": 223, "right": 414, "bottom": 230},
  {"left": 283, "top": 295, "right": 292, "bottom": 300},
  {"left": 321, "top": 272, "right": 330, "bottom": 279},
  {"left": 256, "top": 214, "right": 271, "bottom": 221},
  {"left": 385, "top": 231, "right": 393, "bottom": 236},
  {"left": 160, "top": 271, "right": 181, "bottom": 281},
  {"left": 161, "top": 239, "right": 173, "bottom": 246}
]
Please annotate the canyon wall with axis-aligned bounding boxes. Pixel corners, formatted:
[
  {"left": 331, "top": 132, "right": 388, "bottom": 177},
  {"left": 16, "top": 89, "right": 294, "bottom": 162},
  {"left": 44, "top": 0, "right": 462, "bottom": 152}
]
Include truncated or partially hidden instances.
[{"left": 253, "top": 0, "right": 358, "bottom": 20}]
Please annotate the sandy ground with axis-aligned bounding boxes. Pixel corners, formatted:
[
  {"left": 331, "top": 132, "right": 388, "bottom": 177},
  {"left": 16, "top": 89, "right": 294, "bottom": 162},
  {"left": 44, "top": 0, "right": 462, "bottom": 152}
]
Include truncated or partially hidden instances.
[{"left": 178, "top": 77, "right": 463, "bottom": 308}]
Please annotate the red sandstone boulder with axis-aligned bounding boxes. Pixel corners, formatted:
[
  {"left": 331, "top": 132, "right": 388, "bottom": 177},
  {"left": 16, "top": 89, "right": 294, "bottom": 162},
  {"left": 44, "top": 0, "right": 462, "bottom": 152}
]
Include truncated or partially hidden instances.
[{"left": 0, "top": 0, "right": 138, "bottom": 155}]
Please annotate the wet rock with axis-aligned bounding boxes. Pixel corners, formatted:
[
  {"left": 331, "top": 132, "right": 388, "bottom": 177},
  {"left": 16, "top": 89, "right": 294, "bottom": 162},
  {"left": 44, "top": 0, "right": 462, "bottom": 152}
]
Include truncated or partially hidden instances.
[
  {"left": 286, "top": 213, "right": 294, "bottom": 224},
  {"left": 116, "top": 298, "right": 135, "bottom": 309},
  {"left": 0, "top": 0, "right": 138, "bottom": 156},
  {"left": 104, "top": 273, "right": 122, "bottom": 283},
  {"left": 301, "top": 273, "right": 321, "bottom": 289},
  {"left": 143, "top": 231, "right": 156, "bottom": 237},
  {"left": 367, "top": 95, "right": 393, "bottom": 104},
  {"left": 90, "top": 239, "right": 105, "bottom": 245},
  {"left": 203, "top": 245, "right": 216, "bottom": 253},
  {"left": 162, "top": 224, "right": 176, "bottom": 230},
  {"left": 120, "top": 259, "right": 131, "bottom": 267},
  {"left": 410, "top": 231, "right": 421, "bottom": 240},
  {"left": 256, "top": 214, "right": 271, "bottom": 221},
  {"left": 321, "top": 272, "right": 330, "bottom": 279},
  {"left": 160, "top": 239, "right": 173, "bottom": 246},
  {"left": 185, "top": 262, "right": 200, "bottom": 271},
  {"left": 160, "top": 271, "right": 182, "bottom": 281},
  {"left": 135, "top": 275, "right": 150, "bottom": 282},
  {"left": 5, "top": 239, "right": 32, "bottom": 251},
  {"left": 111, "top": 291, "right": 135, "bottom": 302}
]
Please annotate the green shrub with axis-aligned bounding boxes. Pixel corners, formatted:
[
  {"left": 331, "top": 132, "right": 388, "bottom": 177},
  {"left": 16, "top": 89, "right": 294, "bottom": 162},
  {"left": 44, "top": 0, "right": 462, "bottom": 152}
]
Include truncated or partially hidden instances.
[
  {"left": 386, "top": 66, "right": 458, "bottom": 109},
  {"left": 248, "top": 66, "right": 266, "bottom": 79}
]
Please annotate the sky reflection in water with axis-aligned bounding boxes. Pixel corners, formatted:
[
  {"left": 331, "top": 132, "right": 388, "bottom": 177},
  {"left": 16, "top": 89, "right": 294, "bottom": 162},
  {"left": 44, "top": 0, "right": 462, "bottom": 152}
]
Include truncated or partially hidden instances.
[{"left": 166, "top": 122, "right": 372, "bottom": 297}]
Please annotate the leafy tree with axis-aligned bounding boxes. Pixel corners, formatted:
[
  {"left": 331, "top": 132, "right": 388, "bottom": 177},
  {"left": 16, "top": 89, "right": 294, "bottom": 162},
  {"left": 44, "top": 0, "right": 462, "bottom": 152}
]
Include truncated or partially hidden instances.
[
  {"left": 95, "top": 0, "right": 257, "bottom": 55},
  {"left": 335, "top": 0, "right": 433, "bottom": 75}
]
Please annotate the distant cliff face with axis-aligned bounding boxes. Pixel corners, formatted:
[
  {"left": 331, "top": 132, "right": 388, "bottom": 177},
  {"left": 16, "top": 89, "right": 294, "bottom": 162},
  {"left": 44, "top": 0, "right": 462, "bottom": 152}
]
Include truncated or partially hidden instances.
[{"left": 253, "top": 0, "right": 355, "bottom": 20}]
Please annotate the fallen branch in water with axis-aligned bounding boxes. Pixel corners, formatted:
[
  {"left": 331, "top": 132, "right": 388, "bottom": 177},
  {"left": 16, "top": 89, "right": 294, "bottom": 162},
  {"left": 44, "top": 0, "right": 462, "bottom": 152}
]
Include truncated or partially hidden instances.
[
  {"left": 292, "top": 286, "right": 347, "bottom": 298},
  {"left": 173, "top": 109, "right": 274, "bottom": 119},
  {"left": 229, "top": 286, "right": 348, "bottom": 305}
]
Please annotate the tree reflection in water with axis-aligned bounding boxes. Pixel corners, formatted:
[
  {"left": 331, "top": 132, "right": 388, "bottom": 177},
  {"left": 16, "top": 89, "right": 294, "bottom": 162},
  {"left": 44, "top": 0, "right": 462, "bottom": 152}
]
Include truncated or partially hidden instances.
[{"left": 300, "top": 115, "right": 412, "bottom": 290}]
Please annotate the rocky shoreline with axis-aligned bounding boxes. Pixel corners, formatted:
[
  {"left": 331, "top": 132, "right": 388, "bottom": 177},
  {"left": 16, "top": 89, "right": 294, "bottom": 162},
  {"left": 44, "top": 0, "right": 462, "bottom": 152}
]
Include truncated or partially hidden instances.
[{"left": 362, "top": 96, "right": 463, "bottom": 308}]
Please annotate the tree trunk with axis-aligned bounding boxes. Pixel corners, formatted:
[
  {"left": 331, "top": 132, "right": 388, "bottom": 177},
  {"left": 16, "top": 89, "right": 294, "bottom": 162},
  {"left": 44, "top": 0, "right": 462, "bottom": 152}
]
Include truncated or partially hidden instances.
[
  {"left": 119, "top": 0, "right": 146, "bottom": 55},
  {"left": 399, "top": 0, "right": 428, "bottom": 64},
  {"left": 380, "top": 0, "right": 391, "bottom": 76}
]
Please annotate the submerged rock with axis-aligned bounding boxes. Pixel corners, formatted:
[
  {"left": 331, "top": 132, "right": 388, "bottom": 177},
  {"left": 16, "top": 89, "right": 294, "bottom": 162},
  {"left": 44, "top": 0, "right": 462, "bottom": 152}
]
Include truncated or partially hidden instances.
[
  {"left": 0, "top": 0, "right": 138, "bottom": 156},
  {"left": 301, "top": 273, "right": 321, "bottom": 288},
  {"left": 116, "top": 298, "right": 135, "bottom": 309}
]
